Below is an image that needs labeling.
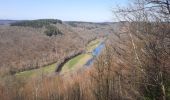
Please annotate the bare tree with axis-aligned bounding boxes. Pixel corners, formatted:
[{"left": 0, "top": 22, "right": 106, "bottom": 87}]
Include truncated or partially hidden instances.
[{"left": 114, "top": 0, "right": 170, "bottom": 99}]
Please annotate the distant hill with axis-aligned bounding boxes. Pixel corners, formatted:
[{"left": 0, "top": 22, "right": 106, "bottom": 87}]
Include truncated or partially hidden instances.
[
  {"left": 65, "top": 21, "right": 121, "bottom": 32},
  {"left": 65, "top": 21, "right": 115, "bottom": 27},
  {"left": 10, "top": 19, "right": 63, "bottom": 36},
  {"left": 10, "top": 19, "right": 62, "bottom": 28},
  {"left": 0, "top": 20, "right": 20, "bottom": 25}
]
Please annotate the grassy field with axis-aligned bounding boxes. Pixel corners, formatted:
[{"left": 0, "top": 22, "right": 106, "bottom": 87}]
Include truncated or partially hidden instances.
[
  {"left": 61, "top": 54, "right": 92, "bottom": 73},
  {"left": 61, "top": 39, "right": 102, "bottom": 73},
  {"left": 15, "top": 63, "right": 57, "bottom": 79}
]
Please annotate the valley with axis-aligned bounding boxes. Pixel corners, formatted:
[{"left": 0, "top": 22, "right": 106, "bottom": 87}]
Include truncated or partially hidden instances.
[
  {"left": 0, "top": 19, "right": 115, "bottom": 79},
  {"left": 15, "top": 38, "right": 104, "bottom": 78},
  {"left": 0, "top": 0, "right": 170, "bottom": 99}
]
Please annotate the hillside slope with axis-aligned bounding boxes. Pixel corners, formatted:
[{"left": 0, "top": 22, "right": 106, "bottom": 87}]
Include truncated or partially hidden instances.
[{"left": 0, "top": 19, "right": 117, "bottom": 74}]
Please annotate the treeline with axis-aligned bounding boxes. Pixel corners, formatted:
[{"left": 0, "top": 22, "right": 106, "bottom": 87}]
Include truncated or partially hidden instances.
[
  {"left": 11, "top": 19, "right": 63, "bottom": 37},
  {"left": 11, "top": 19, "right": 62, "bottom": 28}
]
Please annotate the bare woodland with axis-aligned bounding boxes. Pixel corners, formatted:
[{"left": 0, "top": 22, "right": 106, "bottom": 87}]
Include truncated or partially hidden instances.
[{"left": 0, "top": 0, "right": 170, "bottom": 100}]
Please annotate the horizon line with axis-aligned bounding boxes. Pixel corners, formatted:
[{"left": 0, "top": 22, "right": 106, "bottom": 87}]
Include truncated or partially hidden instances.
[{"left": 0, "top": 18, "right": 116, "bottom": 23}]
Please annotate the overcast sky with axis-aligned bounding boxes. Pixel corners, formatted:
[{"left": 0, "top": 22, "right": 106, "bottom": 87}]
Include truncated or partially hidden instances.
[{"left": 0, "top": 0, "right": 128, "bottom": 22}]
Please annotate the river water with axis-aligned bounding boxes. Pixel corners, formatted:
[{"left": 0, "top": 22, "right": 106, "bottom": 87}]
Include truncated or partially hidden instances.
[{"left": 85, "top": 42, "right": 105, "bottom": 66}]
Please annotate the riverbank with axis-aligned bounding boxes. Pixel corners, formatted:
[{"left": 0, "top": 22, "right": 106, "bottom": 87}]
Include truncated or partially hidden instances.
[
  {"left": 60, "top": 54, "right": 92, "bottom": 73},
  {"left": 60, "top": 38, "right": 104, "bottom": 74}
]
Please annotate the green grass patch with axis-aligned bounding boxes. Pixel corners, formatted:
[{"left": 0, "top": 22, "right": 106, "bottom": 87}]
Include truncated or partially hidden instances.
[
  {"left": 15, "top": 63, "right": 57, "bottom": 78},
  {"left": 61, "top": 54, "right": 92, "bottom": 73},
  {"left": 65, "top": 54, "right": 85, "bottom": 69},
  {"left": 61, "top": 39, "right": 102, "bottom": 73}
]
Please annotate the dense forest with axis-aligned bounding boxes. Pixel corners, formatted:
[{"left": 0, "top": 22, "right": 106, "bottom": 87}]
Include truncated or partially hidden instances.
[
  {"left": 11, "top": 19, "right": 63, "bottom": 36},
  {"left": 11, "top": 19, "right": 62, "bottom": 28}
]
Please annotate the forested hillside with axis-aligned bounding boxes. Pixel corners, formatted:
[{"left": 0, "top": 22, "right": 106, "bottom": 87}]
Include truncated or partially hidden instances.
[{"left": 0, "top": 19, "right": 115, "bottom": 75}]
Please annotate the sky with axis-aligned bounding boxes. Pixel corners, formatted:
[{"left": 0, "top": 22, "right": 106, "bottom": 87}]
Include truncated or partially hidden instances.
[{"left": 0, "top": 0, "right": 128, "bottom": 22}]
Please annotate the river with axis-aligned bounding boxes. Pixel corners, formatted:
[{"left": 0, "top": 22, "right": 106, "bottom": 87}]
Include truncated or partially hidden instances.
[{"left": 85, "top": 42, "right": 105, "bottom": 66}]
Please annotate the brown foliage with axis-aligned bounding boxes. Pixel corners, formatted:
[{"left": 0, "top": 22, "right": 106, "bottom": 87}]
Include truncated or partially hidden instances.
[{"left": 0, "top": 22, "right": 112, "bottom": 74}]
